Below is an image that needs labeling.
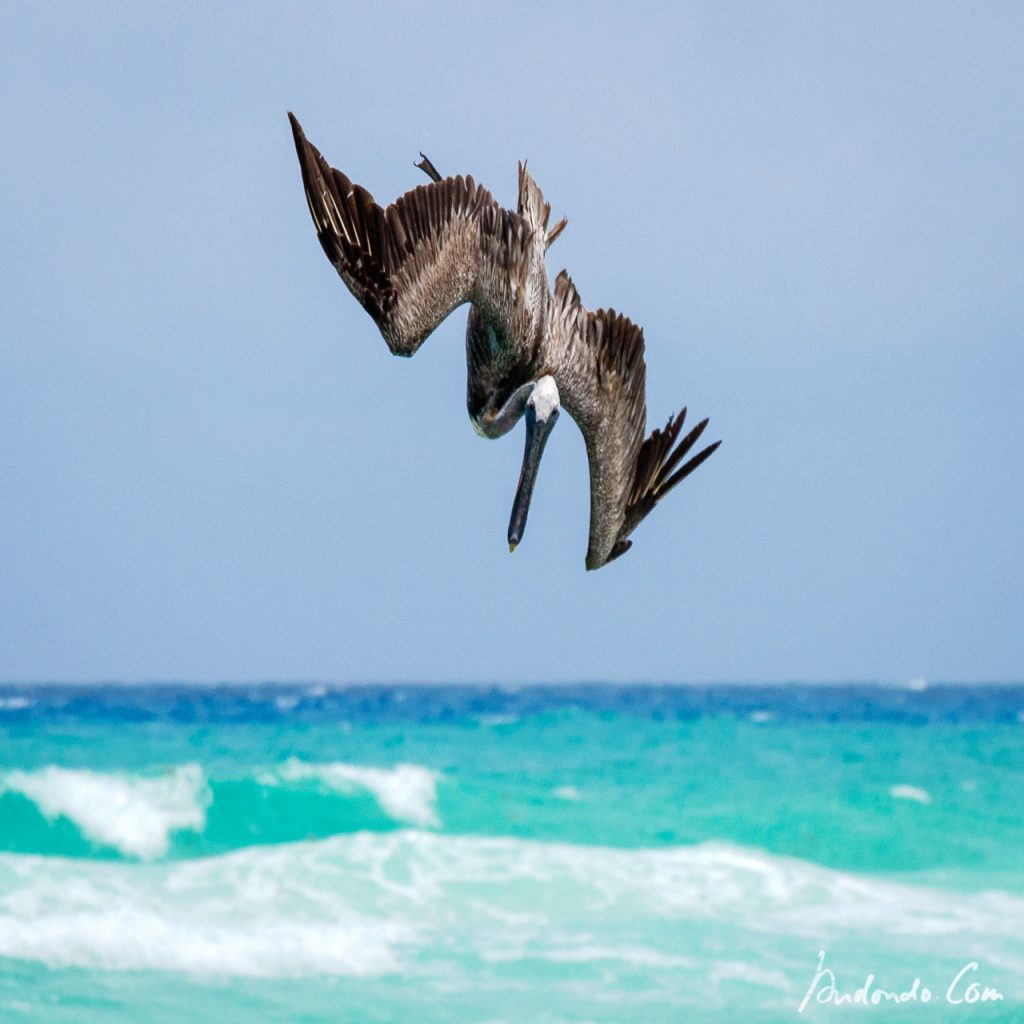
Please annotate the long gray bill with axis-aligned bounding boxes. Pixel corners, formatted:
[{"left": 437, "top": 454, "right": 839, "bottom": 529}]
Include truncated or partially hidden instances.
[{"left": 507, "top": 403, "right": 558, "bottom": 552}]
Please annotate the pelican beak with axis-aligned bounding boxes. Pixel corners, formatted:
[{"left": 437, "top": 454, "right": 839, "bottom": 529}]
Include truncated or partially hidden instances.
[{"left": 507, "top": 398, "right": 559, "bottom": 553}]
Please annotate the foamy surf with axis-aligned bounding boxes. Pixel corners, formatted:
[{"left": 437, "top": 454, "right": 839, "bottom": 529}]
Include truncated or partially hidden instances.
[
  {"left": 0, "top": 851, "right": 407, "bottom": 977},
  {"left": 262, "top": 759, "right": 440, "bottom": 827},
  {"left": 0, "top": 765, "right": 209, "bottom": 859},
  {"left": 0, "top": 833, "right": 1021, "bottom": 994},
  {"left": 890, "top": 783, "right": 933, "bottom": 805}
]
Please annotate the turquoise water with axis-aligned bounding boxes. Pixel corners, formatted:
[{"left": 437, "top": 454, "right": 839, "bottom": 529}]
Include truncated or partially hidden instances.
[{"left": 0, "top": 684, "right": 1022, "bottom": 1022}]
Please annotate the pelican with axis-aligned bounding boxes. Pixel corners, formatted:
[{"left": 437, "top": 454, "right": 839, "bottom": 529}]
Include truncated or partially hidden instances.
[{"left": 288, "top": 113, "right": 719, "bottom": 570}]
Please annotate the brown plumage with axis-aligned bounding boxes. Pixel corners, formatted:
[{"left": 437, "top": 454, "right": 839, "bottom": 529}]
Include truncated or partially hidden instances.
[{"left": 288, "top": 112, "right": 719, "bottom": 570}]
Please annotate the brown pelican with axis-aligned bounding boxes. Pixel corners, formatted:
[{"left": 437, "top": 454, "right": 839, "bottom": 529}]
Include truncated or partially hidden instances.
[{"left": 288, "top": 113, "right": 719, "bottom": 570}]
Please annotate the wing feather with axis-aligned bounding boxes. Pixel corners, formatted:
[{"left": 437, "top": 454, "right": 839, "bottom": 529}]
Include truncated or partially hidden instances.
[
  {"left": 551, "top": 271, "right": 719, "bottom": 569},
  {"left": 289, "top": 113, "right": 531, "bottom": 356}
]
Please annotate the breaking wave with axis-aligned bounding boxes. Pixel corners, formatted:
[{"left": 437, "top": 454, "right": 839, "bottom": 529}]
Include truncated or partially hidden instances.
[
  {"left": 0, "top": 762, "right": 439, "bottom": 859},
  {"left": 0, "top": 765, "right": 209, "bottom": 859},
  {"left": 0, "top": 834, "right": 1021, "bottom": 995}
]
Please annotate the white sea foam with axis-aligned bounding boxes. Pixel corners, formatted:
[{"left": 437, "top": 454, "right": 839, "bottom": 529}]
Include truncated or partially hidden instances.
[
  {"left": 263, "top": 760, "right": 440, "bottom": 827},
  {"left": 530, "top": 944, "right": 696, "bottom": 969},
  {"left": 2, "top": 834, "right": 1022, "bottom": 989},
  {"left": 0, "top": 765, "right": 210, "bottom": 859},
  {"left": 0, "top": 697, "right": 32, "bottom": 711},
  {"left": 889, "top": 783, "right": 932, "bottom": 805},
  {"left": 749, "top": 710, "right": 775, "bottom": 723},
  {"left": 0, "top": 851, "right": 407, "bottom": 977},
  {"left": 479, "top": 714, "right": 518, "bottom": 727},
  {"left": 708, "top": 960, "right": 794, "bottom": 992},
  {"left": 552, "top": 785, "right": 581, "bottom": 801}
]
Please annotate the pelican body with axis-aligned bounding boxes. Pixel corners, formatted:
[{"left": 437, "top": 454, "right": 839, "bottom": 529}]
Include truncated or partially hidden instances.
[{"left": 288, "top": 113, "right": 719, "bottom": 570}]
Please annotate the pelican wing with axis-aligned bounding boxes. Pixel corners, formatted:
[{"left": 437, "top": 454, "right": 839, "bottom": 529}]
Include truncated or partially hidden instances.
[
  {"left": 289, "top": 113, "right": 532, "bottom": 356},
  {"left": 551, "top": 272, "right": 720, "bottom": 570}
]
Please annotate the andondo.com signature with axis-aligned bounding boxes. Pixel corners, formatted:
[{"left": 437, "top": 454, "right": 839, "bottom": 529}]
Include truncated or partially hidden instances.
[{"left": 798, "top": 950, "right": 1004, "bottom": 1012}]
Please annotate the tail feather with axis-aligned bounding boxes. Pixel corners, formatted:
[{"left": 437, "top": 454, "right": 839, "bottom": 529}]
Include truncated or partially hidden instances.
[
  {"left": 546, "top": 217, "right": 568, "bottom": 250},
  {"left": 517, "top": 161, "right": 553, "bottom": 244}
]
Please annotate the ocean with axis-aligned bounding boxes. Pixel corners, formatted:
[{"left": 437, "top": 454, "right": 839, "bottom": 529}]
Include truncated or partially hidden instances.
[{"left": 0, "top": 683, "right": 1021, "bottom": 1023}]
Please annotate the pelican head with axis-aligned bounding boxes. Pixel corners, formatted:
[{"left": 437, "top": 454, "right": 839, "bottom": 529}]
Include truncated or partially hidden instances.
[{"left": 508, "top": 375, "right": 560, "bottom": 552}]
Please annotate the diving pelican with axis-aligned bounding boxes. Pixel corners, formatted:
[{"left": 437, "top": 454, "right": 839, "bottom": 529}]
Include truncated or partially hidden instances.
[{"left": 288, "top": 113, "right": 719, "bottom": 570}]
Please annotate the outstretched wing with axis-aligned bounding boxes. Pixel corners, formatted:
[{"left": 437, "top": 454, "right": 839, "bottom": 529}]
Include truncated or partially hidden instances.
[
  {"left": 289, "top": 113, "right": 533, "bottom": 357},
  {"left": 551, "top": 272, "right": 720, "bottom": 570}
]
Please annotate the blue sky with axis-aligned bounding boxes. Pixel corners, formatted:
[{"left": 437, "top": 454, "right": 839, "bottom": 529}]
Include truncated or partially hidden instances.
[{"left": 1, "top": 2, "right": 1021, "bottom": 683}]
